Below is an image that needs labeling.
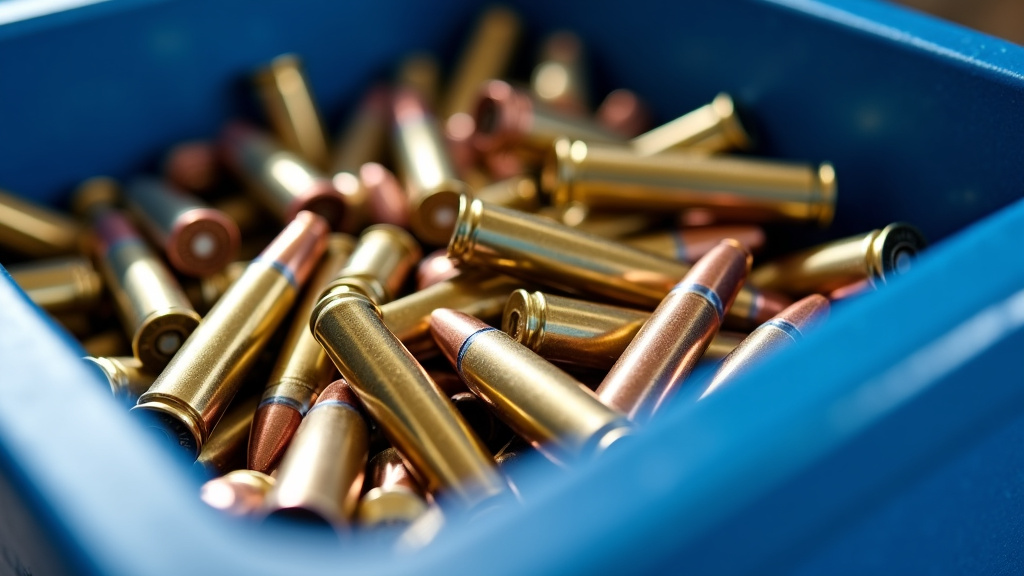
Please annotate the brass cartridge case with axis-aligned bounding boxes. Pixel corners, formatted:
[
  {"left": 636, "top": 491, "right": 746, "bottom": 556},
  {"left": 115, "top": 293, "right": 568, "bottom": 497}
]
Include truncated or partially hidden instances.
[
  {"left": 329, "top": 85, "right": 391, "bottom": 233},
  {"left": 321, "top": 225, "right": 421, "bottom": 306},
  {"left": 539, "top": 204, "right": 663, "bottom": 240},
  {"left": 358, "top": 447, "right": 430, "bottom": 528},
  {"left": 90, "top": 207, "right": 200, "bottom": 371},
  {"left": 193, "top": 394, "right": 260, "bottom": 478},
  {"left": 474, "top": 176, "right": 541, "bottom": 212},
  {"left": 8, "top": 256, "right": 102, "bottom": 314},
  {"left": 595, "top": 240, "right": 752, "bottom": 421},
  {"left": 397, "top": 52, "right": 441, "bottom": 107},
  {"left": 624, "top": 225, "right": 766, "bottom": 263},
  {"left": 311, "top": 287, "right": 505, "bottom": 508},
  {"left": 162, "top": 140, "right": 220, "bottom": 194},
  {"left": 263, "top": 380, "right": 369, "bottom": 528},
  {"left": 543, "top": 139, "right": 836, "bottom": 227},
  {"left": 531, "top": 31, "right": 590, "bottom": 114},
  {"left": 133, "top": 211, "right": 328, "bottom": 458},
  {"left": 124, "top": 177, "right": 240, "bottom": 277},
  {"left": 253, "top": 54, "right": 331, "bottom": 170},
  {"left": 431, "top": 309, "right": 632, "bottom": 464},
  {"left": 0, "top": 187, "right": 84, "bottom": 258},
  {"left": 448, "top": 196, "right": 785, "bottom": 327},
  {"left": 380, "top": 271, "right": 524, "bottom": 358},
  {"left": 416, "top": 249, "right": 460, "bottom": 290},
  {"left": 631, "top": 93, "right": 751, "bottom": 156},
  {"left": 248, "top": 233, "right": 356, "bottom": 473},
  {"left": 201, "top": 469, "right": 275, "bottom": 517},
  {"left": 502, "top": 290, "right": 744, "bottom": 371},
  {"left": 597, "top": 89, "right": 651, "bottom": 138},
  {"left": 83, "top": 356, "right": 155, "bottom": 407},
  {"left": 221, "top": 123, "right": 346, "bottom": 229},
  {"left": 393, "top": 88, "right": 471, "bottom": 246},
  {"left": 441, "top": 5, "right": 522, "bottom": 145},
  {"left": 184, "top": 260, "right": 248, "bottom": 314},
  {"left": 703, "top": 294, "right": 830, "bottom": 398},
  {"left": 472, "top": 80, "right": 624, "bottom": 155},
  {"left": 748, "top": 222, "right": 927, "bottom": 297}
]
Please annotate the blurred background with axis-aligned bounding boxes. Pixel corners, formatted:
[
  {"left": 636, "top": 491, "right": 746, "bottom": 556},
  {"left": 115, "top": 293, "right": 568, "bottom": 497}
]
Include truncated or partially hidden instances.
[{"left": 894, "top": 0, "right": 1024, "bottom": 44}]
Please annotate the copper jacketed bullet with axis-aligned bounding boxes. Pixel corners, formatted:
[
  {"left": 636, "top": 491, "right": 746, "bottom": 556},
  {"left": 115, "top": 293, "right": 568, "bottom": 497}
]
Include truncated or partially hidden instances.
[
  {"left": 221, "top": 123, "right": 346, "bottom": 229},
  {"left": 531, "top": 31, "right": 590, "bottom": 115},
  {"left": 595, "top": 240, "right": 752, "bottom": 421},
  {"left": 544, "top": 139, "right": 836, "bottom": 227},
  {"left": 248, "top": 233, "right": 356, "bottom": 474},
  {"left": 133, "top": 211, "right": 328, "bottom": 458},
  {"left": 358, "top": 447, "right": 431, "bottom": 528},
  {"left": 124, "top": 177, "right": 240, "bottom": 277},
  {"left": 253, "top": 54, "right": 331, "bottom": 170},
  {"left": 415, "top": 249, "right": 459, "bottom": 290},
  {"left": 201, "top": 469, "right": 276, "bottom": 518},
  {"left": 83, "top": 356, "right": 155, "bottom": 407},
  {"left": 448, "top": 196, "right": 786, "bottom": 327},
  {"left": 75, "top": 178, "right": 201, "bottom": 371},
  {"left": 311, "top": 286, "right": 505, "bottom": 508},
  {"left": 329, "top": 85, "right": 390, "bottom": 232},
  {"left": 748, "top": 222, "right": 927, "bottom": 297},
  {"left": 0, "top": 187, "right": 85, "bottom": 258},
  {"left": 358, "top": 162, "right": 410, "bottom": 228},
  {"left": 631, "top": 93, "right": 751, "bottom": 156},
  {"left": 596, "top": 89, "right": 652, "bottom": 138},
  {"left": 162, "top": 140, "right": 220, "bottom": 194},
  {"left": 502, "top": 290, "right": 744, "bottom": 371},
  {"left": 702, "top": 294, "right": 830, "bottom": 398},
  {"left": 431, "top": 309, "right": 632, "bottom": 464},
  {"left": 380, "top": 271, "right": 525, "bottom": 358},
  {"left": 393, "top": 88, "right": 471, "bottom": 246},
  {"left": 624, "top": 225, "right": 766, "bottom": 263},
  {"left": 262, "top": 380, "right": 369, "bottom": 529},
  {"left": 194, "top": 395, "right": 260, "bottom": 478},
  {"left": 8, "top": 256, "right": 102, "bottom": 314},
  {"left": 472, "top": 80, "right": 624, "bottom": 156}
]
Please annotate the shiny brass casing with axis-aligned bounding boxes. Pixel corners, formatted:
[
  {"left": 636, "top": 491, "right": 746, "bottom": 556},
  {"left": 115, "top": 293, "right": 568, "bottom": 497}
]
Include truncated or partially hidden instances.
[
  {"left": 397, "top": 53, "right": 441, "bottom": 107},
  {"left": 538, "top": 204, "right": 662, "bottom": 239},
  {"left": 83, "top": 356, "right": 155, "bottom": 407},
  {"left": 748, "top": 223, "right": 927, "bottom": 296},
  {"left": 631, "top": 93, "right": 751, "bottom": 156},
  {"left": 381, "top": 271, "right": 524, "bottom": 358},
  {"left": 441, "top": 6, "right": 521, "bottom": 125},
  {"left": 185, "top": 260, "right": 248, "bottom": 314},
  {"left": 474, "top": 176, "right": 541, "bottom": 212},
  {"left": 311, "top": 287, "right": 505, "bottom": 508},
  {"left": 531, "top": 31, "right": 590, "bottom": 114},
  {"left": 543, "top": 139, "right": 836, "bottom": 227},
  {"left": 253, "top": 54, "right": 331, "bottom": 170},
  {"left": 0, "top": 187, "right": 85, "bottom": 257},
  {"left": 329, "top": 85, "right": 390, "bottom": 233},
  {"left": 321, "top": 225, "right": 421, "bottom": 307},
  {"left": 9, "top": 256, "right": 102, "bottom": 314},
  {"left": 193, "top": 395, "right": 260, "bottom": 478},
  {"left": 263, "top": 381, "right": 369, "bottom": 528},
  {"left": 624, "top": 225, "right": 766, "bottom": 263},
  {"left": 393, "top": 89, "right": 471, "bottom": 246},
  {"left": 358, "top": 447, "right": 430, "bottom": 527}
]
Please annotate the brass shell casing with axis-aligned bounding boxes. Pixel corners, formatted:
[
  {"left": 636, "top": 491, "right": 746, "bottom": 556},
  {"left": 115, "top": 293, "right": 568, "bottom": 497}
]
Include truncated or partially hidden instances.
[
  {"left": 380, "top": 271, "right": 524, "bottom": 358},
  {"left": 322, "top": 225, "right": 421, "bottom": 307},
  {"left": 252, "top": 54, "right": 331, "bottom": 170},
  {"left": 397, "top": 53, "right": 441, "bottom": 108},
  {"left": 543, "top": 139, "right": 836, "bottom": 227},
  {"left": 434, "top": 312, "right": 632, "bottom": 464},
  {"left": 200, "top": 469, "right": 276, "bottom": 518},
  {"left": 393, "top": 88, "right": 471, "bottom": 246},
  {"left": 474, "top": 176, "right": 541, "bottom": 212},
  {"left": 630, "top": 93, "right": 751, "bottom": 156},
  {"left": 329, "top": 85, "right": 390, "bottom": 233},
  {"left": 595, "top": 241, "right": 752, "bottom": 421},
  {"left": 92, "top": 209, "right": 200, "bottom": 372},
  {"left": 539, "top": 204, "right": 662, "bottom": 240},
  {"left": 358, "top": 447, "right": 430, "bottom": 528},
  {"left": 448, "top": 196, "right": 781, "bottom": 329},
  {"left": 133, "top": 213, "right": 328, "bottom": 457},
  {"left": 624, "top": 225, "right": 766, "bottom": 263},
  {"left": 503, "top": 290, "right": 744, "bottom": 370},
  {"left": 748, "top": 223, "right": 927, "bottom": 297},
  {"left": 8, "top": 256, "right": 102, "bottom": 314},
  {"left": 184, "top": 260, "right": 248, "bottom": 314},
  {"left": 263, "top": 381, "right": 369, "bottom": 528},
  {"left": 0, "top": 187, "right": 85, "bottom": 257},
  {"left": 83, "top": 356, "right": 155, "bottom": 407},
  {"left": 531, "top": 31, "right": 590, "bottom": 114},
  {"left": 193, "top": 394, "right": 260, "bottom": 478},
  {"left": 311, "top": 287, "right": 505, "bottom": 508}
]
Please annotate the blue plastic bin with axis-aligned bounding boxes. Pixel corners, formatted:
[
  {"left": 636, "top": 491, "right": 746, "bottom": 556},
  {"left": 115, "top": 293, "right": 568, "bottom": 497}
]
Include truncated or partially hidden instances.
[{"left": 1, "top": 0, "right": 1023, "bottom": 574}]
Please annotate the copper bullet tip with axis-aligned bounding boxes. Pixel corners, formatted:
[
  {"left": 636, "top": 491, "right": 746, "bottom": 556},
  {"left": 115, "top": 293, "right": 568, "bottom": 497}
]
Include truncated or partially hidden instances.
[
  {"left": 359, "top": 162, "right": 410, "bottom": 228},
  {"left": 429, "top": 308, "right": 490, "bottom": 369},
  {"left": 472, "top": 80, "right": 527, "bottom": 153},
  {"left": 163, "top": 141, "right": 219, "bottom": 193},
  {"left": 201, "top": 470, "right": 276, "bottom": 517},
  {"left": 247, "top": 402, "right": 303, "bottom": 474},
  {"left": 679, "top": 240, "right": 752, "bottom": 317},
  {"left": 777, "top": 294, "right": 831, "bottom": 333}
]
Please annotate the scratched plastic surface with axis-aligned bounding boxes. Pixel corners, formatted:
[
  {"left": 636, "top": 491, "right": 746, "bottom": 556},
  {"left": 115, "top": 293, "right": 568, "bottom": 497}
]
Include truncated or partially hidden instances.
[{"left": 0, "top": 0, "right": 1023, "bottom": 574}]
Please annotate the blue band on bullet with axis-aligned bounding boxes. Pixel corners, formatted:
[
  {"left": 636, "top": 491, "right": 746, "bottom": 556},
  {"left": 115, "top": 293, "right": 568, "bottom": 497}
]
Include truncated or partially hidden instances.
[
  {"left": 457, "top": 327, "right": 498, "bottom": 373},
  {"left": 765, "top": 318, "right": 803, "bottom": 341},
  {"left": 307, "top": 399, "right": 360, "bottom": 415},
  {"left": 253, "top": 256, "right": 297, "bottom": 288},
  {"left": 671, "top": 281, "right": 724, "bottom": 321},
  {"left": 257, "top": 396, "right": 305, "bottom": 412},
  {"left": 105, "top": 237, "right": 147, "bottom": 256},
  {"left": 672, "top": 230, "right": 689, "bottom": 262}
]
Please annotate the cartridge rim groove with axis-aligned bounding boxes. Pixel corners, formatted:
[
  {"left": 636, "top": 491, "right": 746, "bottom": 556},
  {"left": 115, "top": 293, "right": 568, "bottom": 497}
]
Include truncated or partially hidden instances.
[{"left": 447, "top": 195, "right": 481, "bottom": 263}]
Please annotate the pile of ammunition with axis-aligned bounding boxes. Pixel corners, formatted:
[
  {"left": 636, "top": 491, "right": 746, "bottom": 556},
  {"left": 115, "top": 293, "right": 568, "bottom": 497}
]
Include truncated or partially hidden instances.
[{"left": 0, "top": 5, "right": 928, "bottom": 543}]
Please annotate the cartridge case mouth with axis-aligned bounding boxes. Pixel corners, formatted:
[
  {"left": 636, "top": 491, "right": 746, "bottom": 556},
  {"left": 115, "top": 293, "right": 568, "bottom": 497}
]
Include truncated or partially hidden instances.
[
  {"left": 542, "top": 138, "right": 580, "bottom": 207},
  {"left": 131, "top": 395, "right": 206, "bottom": 458},
  {"left": 447, "top": 194, "right": 482, "bottom": 263},
  {"left": 501, "top": 289, "right": 546, "bottom": 350},
  {"left": 410, "top": 182, "right": 468, "bottom": 246},
  {"left": 285, "top": 181, "right": 347, "bottom": 230},
  {"left": 133, "top": 307, "right": 201, "bottom": 372},
  {"left": 311, "top": 285, "right": 381, "bottom": 336},
  {"left": 866, "top": 222, "right": 927, "bottom": 285},
  {"left": 472, "top": 80, "right": 529, "bottom": 154},
  {"left": 358, "top": 487, "right": 430, "bottom": 527},
  {"left": 167, "top": 208, "right": 241, "bottom": 277}
]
